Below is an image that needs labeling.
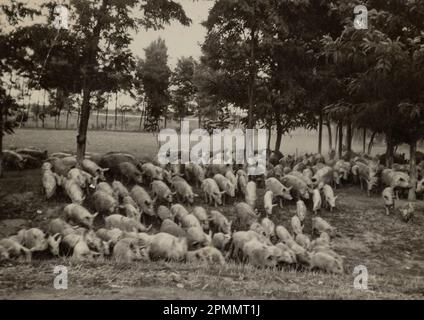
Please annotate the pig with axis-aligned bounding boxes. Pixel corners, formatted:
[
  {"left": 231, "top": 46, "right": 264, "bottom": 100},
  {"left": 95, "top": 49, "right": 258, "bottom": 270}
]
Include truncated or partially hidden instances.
[
  {"left": 275, "top": 225, "right": 293, "bottom": 244},
  {"left": 78, "top": 229, "right": 111, "bottom": 256},
  {"left": 181, "top": 214, "right": 202, "bottom": 229},
  {"left": 382, "top": 187, "right": 395, "bottom": 215},
  {"left": 322, "top": 184, "right": 337, "bottom": 211},
  {"left": 191, "top": 206, "right": 209, "bottom": 231},
  {"left": 122, "top": 195, "right": 138, "bottom": 209},
  {"left": 186, "top": 246, "right": 225, "bottom": 265},
  {"left": 281, "top": 174, "right": 310, "bottom": 200},
  {"left": 16, "top": 148, "right": 47, "bottom": 161},
  {"left": 61, "top": 233, "right": 101, "bottom": 261},
  {"left": 334, "top": 160, "right": 351, "bottom": 181},
  {"left": 15, "top": 228, "right": 50, "bottom": 252},
  {"left": 148, "top": 232, "right": 188, "bottom": 261},
  {"left": 92, "top": 190, "right": 118, "bottom": 214},
  {"left": 261, "top": 217, "right": 275, "bottom": 238},
  {"left": 63, "top": 178, "right": 85, "bottom": 204},
  {"left": 160, "top": 219, "right": 186, "bottom": 238},
  {"left": 96, "top": 228, "right": 123, "bottom": 246},
  {"left": 303, "top": 168, "right": 314, "bottom": 181},
  {"left": 96, "top": 182, "right": 115, "bottom": 197},
  {"left": 236, "top": 169, "right": 248, "bottom": 195},
  {"left": 416, "top": 177, "right": 424, "bottom": 194},
  {"left": 291, "top": 216, "right": 303, "bottom": 236},
  {"left": 309, "top": 251, "right": 344, "bottom": 274},
  {"left": 311, "top": 166, "right": 336, "bottom": 188},
  {"left": 141, "top": 162, "right": 163, "bottom": 182},
  {"left": 212, "top": 233, "right": 231, "bottom": 252},
  {"left": 82, "top": 159, "right": 108, "bottom": 181},
  {"left": 213, "top": 173, "right": 236, "bottom": 204},
  {"left": 118, "top": 162, "right": 143, "bottom": 184},
  {"left": 289, "top": 170, "right": 313, "bottom": 187},
  {"left": 225, "top": 170, "right": 238, "bottom": 190},
  {"left": 399, "top": 202, "right": 414, "bottom": 222},
  {"left": 0, "top": 245, "right": 9, "bottom": 261},
  {"left": 312, "top": 189, "right": 322, "bottom": 214},
  {"left": 382, "top": 169, "right": 411, "bottom": 199},
  {"left": 186, "top": 227, "right": 212, "bottom": 250},
  {"left": 113, "top": 238, "right": 147, "bottom": 263},
  {"left": 68, "top": 168, "right": 94, "bottom": 189},
  {"left": 264, "top": 191, "right": 277, "bottom": 215},
  {"left": 295, "top": 233, "right": 311, "bottom": 250},
  {"left": 51, "top": 158, "right": 73, "bottom": 176},
  {"left": 228, "top": 230, "right": 266, "bottom": 261},
  {"left": 249, "top": 222, "right": 268, "bottom": 238},
  {"left": 130, "top": 185, "right": 155, "bottom": 216},
  {"left": 99, "top": 152, "right": 139, "bottom": 173},
  {"left": 245, "top": 181, "right": 257, "bottom": 208},
  {"left": 121, "top": 203, "right": 142, "bottom": 222},
  {"left": 121, "top": 232, "right": 154, "bottom": 247},
  {"left": 242, "top": 239, "right": 277, "bottom": 268},
  {"left": 112, "top": 181, "right": 130, "bottom": 200},
  {"left": 63, "top": 203, "right": 98, "bottom": 229},
  {"left": 312, "top": 217, "right": 335, "bottom": 237},
  {"left": 310, "top": 232, "right": 331, "bottom": 250},
  {"left": 105, "top": 214, "right": 151, "bottom": 232},
  {"left": 2, "top": 150, "right": 26, "bottom": 169},
  {"left": 157, "top": 205, "right": 173, "bottom": 221},
  {"left": 185, "top": 163, "right": 206, "bottom": 187},
  {"left": 265, "top": 178, "right": 293, "bottom": 207},
  {"left": 286, "top": 238, "right": 311, "bottom": 265},
  {"left": 354, "top": 161, "right": 378, "bottom": 196},
  {"left": 201, "top": 178, "right": 225, "bottom": 207},
  {"left": 42, "top": 164, "right": 59, "bottom": 199},
  {"left": 209, "top": 210, "right": 232, "bottom": 235},
  {"left": 151, "top": 180, "right": 175, "bottom": 204},
  {"left": 0, "top": 238, "right": 32, "bottom": 261},
  {"left": 171, "top": 176, "right": 198, "bottom": 204},
  {"left": 48, "top": 218, "right": 74, "bottom": 235},
  {"left": 296, "top": 200, "right": 307, "bottom": 222},
  {"left": 269, "top": 245, "right": 296, "bottom": 265},
  {"left": 233, "top": 202, "right": 258, "bottom": 232},
  {"left": 171, "top": 204, "right": 189, "bottom": 222}
]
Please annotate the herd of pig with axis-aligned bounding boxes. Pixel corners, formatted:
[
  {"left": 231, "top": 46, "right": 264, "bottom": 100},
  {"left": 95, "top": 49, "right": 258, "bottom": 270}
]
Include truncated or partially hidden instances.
[{"left": 0, "top": 148, "right": 418, "bottom": 274}]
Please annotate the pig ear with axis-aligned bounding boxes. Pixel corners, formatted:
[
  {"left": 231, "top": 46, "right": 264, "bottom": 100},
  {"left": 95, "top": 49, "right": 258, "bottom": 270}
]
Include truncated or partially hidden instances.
[
  {"left": 53, "top": 233, "right": 61, "bottom": 240},
  {"left": 102, "top": 168, "right": 109, "bottom": 172},
  {"left": 193, "top": 193, "right": 199, "bottom": 197},
  {"left": 92, "top": 212, "right": 99, "bottom": 218},
  {"left": 220, "top": 191, "right": 226, "bottom": 194},
  {"left": 287, "top": 186, "right": 293, "bottom": 191}
]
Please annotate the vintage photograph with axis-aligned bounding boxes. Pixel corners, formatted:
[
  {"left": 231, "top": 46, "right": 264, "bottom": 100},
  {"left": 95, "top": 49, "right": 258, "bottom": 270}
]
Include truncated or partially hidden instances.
[{"left": 0, "top": 0, "right": 423, "bottom": 300}]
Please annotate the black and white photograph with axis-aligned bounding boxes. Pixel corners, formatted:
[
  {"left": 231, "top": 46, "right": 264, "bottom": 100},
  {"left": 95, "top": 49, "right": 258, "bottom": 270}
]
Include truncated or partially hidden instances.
[{"left": 0, "top": 0, "right": 423, "bottom": 302}]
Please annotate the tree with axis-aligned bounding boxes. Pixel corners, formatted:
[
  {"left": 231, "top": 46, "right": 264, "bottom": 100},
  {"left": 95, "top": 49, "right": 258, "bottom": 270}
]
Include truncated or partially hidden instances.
[
  {"left": 136, "top": 38, "right": 172, "bottom": 132},
  {"left": 170, "top": 56, "right": 197, "bottom": 129}
]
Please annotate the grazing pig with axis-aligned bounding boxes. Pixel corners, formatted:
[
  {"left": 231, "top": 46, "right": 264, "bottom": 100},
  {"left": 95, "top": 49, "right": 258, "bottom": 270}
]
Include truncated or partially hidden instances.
[
  {"left": 186, "top": 227, "right": 212, "bottom": 250},
  {"left": 236, "top": 169, "right": 248, "bottom": 195},
  {"left": 242, "top": 239, "right": 277, "bottom": 268},
  {"left": 112, "top": 181, "right": 129, "bottom": 200},
  {"left": 0, "top": 238, "right": 32, "bottom": 261},
  {"left": 249, "top": 222, "right": 268, "bottom": 238},
  {"left": 160, "top": 219, "right": 186, "bottom": 238},
  {"left": 61, "top": 233, "right": 101, "bottom": 261},
  {"left": 105, "top": 214, "right": 150, "bottom": 232},
  {"left": 245, "top": 181, "right": 257, "bottom": 208},
  {"left": 149, "top": 232, "right": 188, "bottom": 261},
  {"left": 264, "top": 191, "right": 277, "bottom": 216},
  {"left": 228, "top": 230, "right": 266, "bottom": 261},
  {"left": 118, "top": 162, "right": 143, "bottom": 185},
  {"left": 93, "top": 190, "right": 118, "bottom": 214},
  {"left": 121, "top": 203, "right": 142, "bottom": 222},
  {"left": 382, "top": 187, "right": 395, "bottom": 215},
  {"left": 48, "top": 218, "right": 74, "bottom": 235},
  {"left": 15, "top": 228, "right": 50, "bottom": 252},
  {"left": 181, "top": 214, "right": 202, "bottom": 229},
  {"left": 3, "top": 150, "right": 26, "bottom": 169},
  {"left": 171, "top": 204, "right": 189, "bottom": 223},
  {"left": 286, "top": 239, "right": 310, "bottom": 265},
  {"left": 296, "top": 200, "right": 307, "bottom": 222},
  {"left": 122, "top": 195, "right": 138, "bottom": 209},
  {"left": 261, "top": 217, "right": 275, "bottom": 238},
  {"left": 289, "top": 170, "right": 313, "bottom": 187},
  {"left": 209, "top": 210, "right": 232, "bottom": 235},
  {"left": 96, "top": 228, "right": 123, "bottom": 246},
  {"left": 309, "top": 251, "right": 344, "bottom": 274},
  {"left": 322, "top": 184, "right": 337, "bottom": 211},
  {"left": 51, "top": 158, "right": 73, "bottom": 176},
  {"left": 269, "top": 245, "right": 296, "bottom": 265},
  {"left": 131, "top": 185, "right": 155, "bottom": 216},
  {"left": 151, "top": 180, "right": 175, "bottom": 204},
  {"left": 157, "top": 205, "right": 173, "bottom": 221},
  {"left": 68, "top": 168, "right": 94, "bottom": 189},
  {"left": 291, "top": 216, "right": 303, "bottom": 236},
  {"left": 63, "top": 178, "right": 85, "bottom": 204},
  {"left": 310, "top": 232, "right": 331, "bottom": 249},
  {"left": 354, "top": 161, "right": 378, "bottom": 196},
  {"left": 399, "top": 202, "right": 414, "bottom": 222},
  {"left": 312, "top": 189, "right": 322, "bottom": 214},
  {"left": 233, "top": 202, "right": 258, "bottom": 232},
  {"left": 82, "top": 159, "right": 108, "bottom": 181},
  {"left": 113, "top": 238, "right": 147, "bottom": 263},
  {"left": 295, "top": 234, "right": 311, "bottom": 250},
  {"left": 265, "top": 178, "right": 293, "bottom": 207},
  {"left": 0, "top": 245, "right": 9, "bottom": 261},
  {"left": 275, "top": 225, "right": 293, "bottom": 244},
  {"left": 141, "top": 162, "right": 163, "bottom": 182},
  {"left": 185, "top": 163, "right": 206, "bottom": 187},
  {"left": 192, "top": 206, "right": 209, "bottom": 231},
  {"left": 63, "top": 203, "right": 98, "bottom": 229},
  {"left": 96, "top": 182, "right": 115, "bottom": 197},
  {"left": 212, "top": 233, "right": 231, "bottom": 251},
  {"left": 186, "top": 246, "right": 225, "bottom": 265},
  {"left": 382, "top": 169, "right": 411, "bottom": 199},
  {"left": 214, "top": 174, "right": 236, "bottom": 204},
  {"left": 281, "top": 174, "right": 310, "bottom": 200},
  {"left": 42, "top": 163, "right": 59, "bottom": 199},
  {"left": 171, "top": 176, "right": 198, "bottom": 204},
  {"left": 312, "top": 217, "right": 335, "bottom": 237},
  {"left": 225, "top": 170, "right": 238, "bottom": 190},
  {"left": 201, "top": 178, "right": 224, "bottom": 207}
]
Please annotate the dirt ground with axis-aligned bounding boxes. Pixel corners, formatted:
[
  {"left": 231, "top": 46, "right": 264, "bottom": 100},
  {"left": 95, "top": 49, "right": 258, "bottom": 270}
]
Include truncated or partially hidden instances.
[{"left": 0, "top": 167, "right": 424, "bottom": 299}]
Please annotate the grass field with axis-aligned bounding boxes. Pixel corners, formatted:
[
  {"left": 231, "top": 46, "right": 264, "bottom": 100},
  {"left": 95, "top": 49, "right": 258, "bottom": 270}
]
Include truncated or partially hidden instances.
[{"left": 1, "top": 129, "right": 423, "bottom": 299}]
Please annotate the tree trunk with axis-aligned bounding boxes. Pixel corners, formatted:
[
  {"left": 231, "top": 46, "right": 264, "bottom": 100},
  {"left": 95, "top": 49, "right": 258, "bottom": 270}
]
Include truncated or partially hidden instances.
[
  {"left": 76, "top": 87, "right": 91, "bottom": 164},
  {"left": 318, "top": 111, "right": 323, "bottom": 154},
  {"left": 326, "top": 122, "right": 333, "bottom": 151},
  {"left": 346, "top": 120, "right": 352, "bottom": 153},
  {"left": 42, "top": 90, "right": 46, "bottom": 128},
  {"left": 96, "top": 109, "right": 100, "bottom": 129},
  {"left": 76, "top": 108, "right": 80, "bottom": 127},
  {"left": 114, "top": 93, "right": 118, "bottom": 130},
  {"left": 105, "top": 106, "right": 108, "bottom": 130},
  {"left": 275, "top": 122, "right": 283, "bottom": 152},
  {"left": 0, "top": 105, "right": 4, "bottom": 178},
  {"left": 267, "top": 124, "right": 272, "bottom": 151},
  {"left": 385, "top": 132, "right": 394, "bottom": 167},
  {"left": 368, "top": 131, "right": 376, "bottom": 155},
  {"left": 247, "top": 25, "right": 256, "bottom": 129},
  {"left": 362, "top": 128, "right": 366, "bottom": 153},
  {"left": 408, "top": 140, "right": 417, "bottom": 201},
  {"left": 66, "top": 105, "right": 71, "bottom": 129},
  {"left": 338, "top": 121, "right": 343, "bottom": 159},
  {"left": 334, "top": 123, "right": 338, "bottom": 150},
  {"left": 198, "top": 112, "right": 201, "bottom": 128}
]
